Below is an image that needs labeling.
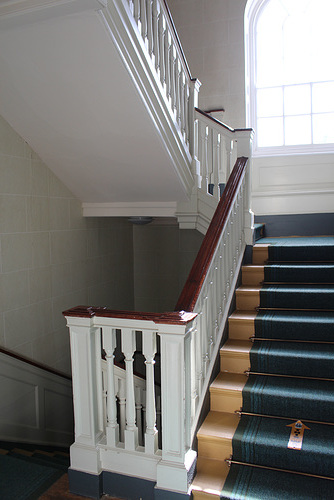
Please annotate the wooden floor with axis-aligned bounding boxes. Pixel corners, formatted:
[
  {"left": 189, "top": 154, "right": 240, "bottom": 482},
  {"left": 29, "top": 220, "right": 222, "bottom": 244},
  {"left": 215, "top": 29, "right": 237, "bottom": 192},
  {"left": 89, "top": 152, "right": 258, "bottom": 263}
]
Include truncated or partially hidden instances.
[{"left": 39, "top": 473, "right": 122, "bottom": 500}]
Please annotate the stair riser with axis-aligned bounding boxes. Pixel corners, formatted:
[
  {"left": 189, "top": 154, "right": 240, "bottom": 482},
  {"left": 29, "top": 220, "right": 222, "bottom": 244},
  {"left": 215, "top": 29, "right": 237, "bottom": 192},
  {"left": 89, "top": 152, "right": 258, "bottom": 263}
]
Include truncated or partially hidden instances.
[
  {"left": 198, "top": 439, "right": 232, "bottom": 462},
  {"left": 220, "top": 354, "right": 250, "bottom": 374},
  {"left": 236, "top": 291, "right": 260, "bottom": 310},
  {"left": 210, "top": 391, "right": 242, "bottom": 413},
  {"left": 242, "top": 267, "right": 264, "bottom": 286},
  {"left": 252, "top": 246, "right": 269, "bottom": 265},
  {"left": 228, "top": 319, "right": 254, "bottom": 340}
]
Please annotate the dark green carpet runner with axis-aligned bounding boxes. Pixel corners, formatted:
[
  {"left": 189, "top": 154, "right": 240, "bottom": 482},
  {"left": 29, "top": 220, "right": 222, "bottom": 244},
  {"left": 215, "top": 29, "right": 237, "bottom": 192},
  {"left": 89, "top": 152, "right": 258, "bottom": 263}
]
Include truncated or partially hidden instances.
[
  {"left": 221, "top": 464, "right": 334, "bottom": 499},
  {"left": 221, "top": 237, "right": 334, "bottom": 499},
  {"left": 259, "top": 236, "right": 334, "bottom": 262},
  {"left": 232, "top": 415, "right": 334, "bottom": 478},
  {"left": 264, "top": 264, "right": 334, "bottom": 283},
  {"left": 0, "top": 443, "right": 69, "bottom": 500},
  {"left": 255, "top": 311, "right": 334, "bottom": 341},
  {"left": 242, "top": 375, "right": 334, "bottom": 423},
  {"left": 260, "top": 285, "right": 334, "bottom": 310},
  {"left": 250, "top": 341, "right": 334, "bottom": 378}
]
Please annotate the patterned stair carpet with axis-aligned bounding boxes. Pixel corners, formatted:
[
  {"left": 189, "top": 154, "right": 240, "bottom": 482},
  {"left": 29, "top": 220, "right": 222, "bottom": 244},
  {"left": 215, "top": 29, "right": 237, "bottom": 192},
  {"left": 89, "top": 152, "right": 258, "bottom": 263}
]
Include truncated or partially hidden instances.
[{"left": 221, "top": 237, "right": 334, "bottom": 499}]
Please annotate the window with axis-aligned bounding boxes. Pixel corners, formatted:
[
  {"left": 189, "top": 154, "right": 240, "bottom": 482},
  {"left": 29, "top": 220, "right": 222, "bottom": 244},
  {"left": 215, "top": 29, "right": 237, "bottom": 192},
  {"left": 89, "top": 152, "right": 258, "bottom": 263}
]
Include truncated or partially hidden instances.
[{"left": 245, "top": 0, "right": 334, "bottom": 155}]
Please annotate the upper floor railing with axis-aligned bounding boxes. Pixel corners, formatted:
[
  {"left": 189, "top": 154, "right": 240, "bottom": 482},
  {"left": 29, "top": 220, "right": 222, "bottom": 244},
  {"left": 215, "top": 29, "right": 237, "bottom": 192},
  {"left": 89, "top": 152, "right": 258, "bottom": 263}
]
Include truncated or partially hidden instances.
[{"left": 122, "top": 0, "right": 199, "bottom": 153}]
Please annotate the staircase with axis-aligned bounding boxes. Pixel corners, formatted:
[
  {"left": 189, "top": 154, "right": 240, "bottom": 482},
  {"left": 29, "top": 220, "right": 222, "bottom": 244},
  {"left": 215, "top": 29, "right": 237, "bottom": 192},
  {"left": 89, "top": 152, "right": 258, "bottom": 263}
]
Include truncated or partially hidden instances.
[{"left": 192, "top": 236, "right": 334, "bottom": 499}]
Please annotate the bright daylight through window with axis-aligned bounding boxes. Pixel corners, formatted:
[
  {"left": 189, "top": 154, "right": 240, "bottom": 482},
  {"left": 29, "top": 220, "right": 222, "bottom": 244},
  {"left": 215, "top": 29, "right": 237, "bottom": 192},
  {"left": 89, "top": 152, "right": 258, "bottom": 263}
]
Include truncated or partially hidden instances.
[{"left": 248, "top": 0, "right": 334, "bottom": 155}]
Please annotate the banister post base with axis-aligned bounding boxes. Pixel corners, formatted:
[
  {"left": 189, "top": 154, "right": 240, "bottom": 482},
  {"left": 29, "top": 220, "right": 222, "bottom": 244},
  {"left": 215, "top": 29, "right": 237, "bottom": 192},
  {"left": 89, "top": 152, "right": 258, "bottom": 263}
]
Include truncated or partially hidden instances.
[
  {"left": 70, "top": 442, "right": 101, "bottom": 475},
  {"left": 106, "top": 425, "right": 119, "bottom": 448},
  {"left": 145, "top": 429, "right": 159, "bottom": 455},
  {"left": 156, "top": 449, "right": 197, "bottom": 494}
]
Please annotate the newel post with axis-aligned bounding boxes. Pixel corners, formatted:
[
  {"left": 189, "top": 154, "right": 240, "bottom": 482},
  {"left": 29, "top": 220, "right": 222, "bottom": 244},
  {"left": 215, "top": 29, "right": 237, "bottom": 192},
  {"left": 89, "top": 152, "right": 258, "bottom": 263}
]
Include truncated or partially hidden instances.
[
  {"left": 156, "top": 318, "right": 197, "bottom": 495},
  {"left": 235, "top": 128, "right": 255, "bottom": 245},
  {"left": 64, "top": 314, "right": 103, "bottom": 475}
]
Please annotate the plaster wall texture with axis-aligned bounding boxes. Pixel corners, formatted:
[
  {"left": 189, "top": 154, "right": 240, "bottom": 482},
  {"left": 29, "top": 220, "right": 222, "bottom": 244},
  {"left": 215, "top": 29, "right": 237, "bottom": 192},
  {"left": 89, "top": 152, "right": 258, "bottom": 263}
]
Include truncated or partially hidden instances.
[
  {"left": 168, "top": 0, "right": 248, "bottom": 129},
  {"left": 0, "top": 114, "right": 134, "bottom": 375},
  {"left": 133, "top": 223, "right": 203, "bottom": 312}
]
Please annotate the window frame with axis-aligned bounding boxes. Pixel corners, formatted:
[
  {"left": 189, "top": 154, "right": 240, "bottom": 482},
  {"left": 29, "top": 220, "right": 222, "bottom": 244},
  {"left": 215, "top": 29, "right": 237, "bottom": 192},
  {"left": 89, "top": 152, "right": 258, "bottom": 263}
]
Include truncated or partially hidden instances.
[{"left": 244, "top": 0, "right": 334, "bottom": 157}]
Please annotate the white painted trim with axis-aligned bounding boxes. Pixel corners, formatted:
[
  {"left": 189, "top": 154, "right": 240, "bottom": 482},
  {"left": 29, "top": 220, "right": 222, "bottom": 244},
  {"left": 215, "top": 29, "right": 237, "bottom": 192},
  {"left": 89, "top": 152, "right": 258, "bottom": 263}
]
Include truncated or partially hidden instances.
[
  {"left": 253, "top": 189, "right": 334, "bottom": 198},
  {"left": 99, "top": 445, "right": 161, "bottom": 481},
  {"left": 82, "top": 201, "right": 177, "bottom": 217}
]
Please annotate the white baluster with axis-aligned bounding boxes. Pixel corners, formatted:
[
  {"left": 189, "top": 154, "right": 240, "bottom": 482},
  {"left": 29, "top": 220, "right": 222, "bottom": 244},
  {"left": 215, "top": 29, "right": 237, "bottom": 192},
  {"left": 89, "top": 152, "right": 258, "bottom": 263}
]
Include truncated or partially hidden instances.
[
  {"left": 211, "top": 130, "right": 219, "bottom": 199},
  {"left": 133, "top": 0, "right": 140, "bottom": 26},
  {"left": 158, "top": 13, "right": 165, "bottom": 85},
  {"left": 135, "top": 386, "right": 143, "bottom": 446},
  {"left": 152, "top": 0, "right": 159, "bottom": 70},
  {"left": 95, "top": 328, "right": 104, "bottom": 434},
  {"left": 170, "top": 45, "right": 176, "bottom": 107},
  {"left": 146, "top": 0, "right": 153, "bottom": 56},
  {"left": 140, "top": 0, "right": 147, "bottom": 41},
  {"left": 220, "top": 135, "right": 228, "bottom": 189},
  {"left": 122, "top": 328, "right": 138, "bottom": 450},
  {"left": 184, "top": 82, "right": 190, "bottom": 144},
  {"left": 143, "top": 330, "right": 158, "bottom": 454},
  {"left": 165, "top": 33, "right": 171, "bottom": 97},
  {"left": 180, "top": 76, "right": 185, "bottom": 135},
  {"left": 175, "top": 58, "right": 181, "bottom": 118},
  {"left": 118, "top": 377, "right": 126, "bottom": 442},
  {"left": 102, "top": 327, "right": 119, "bottom": 447},
  {"left": 195, "top": 319, "right": 203, "bottom": 400}
]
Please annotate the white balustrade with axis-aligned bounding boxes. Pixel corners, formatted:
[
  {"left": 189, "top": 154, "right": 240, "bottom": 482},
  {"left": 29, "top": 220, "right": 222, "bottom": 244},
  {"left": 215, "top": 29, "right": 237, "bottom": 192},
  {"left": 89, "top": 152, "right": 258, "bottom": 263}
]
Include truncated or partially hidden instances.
[
  {"left": 125, "top": 0, "right": 196, "bottom": 149},
  {"left": 183, "top": 163, "right": 248, "bottom": 441},
  {"left": 194, "top": 109, "right": 238, "bottom": 200},
  {"left": 64, "top": 309, "right": 197, "bottom": 492}
]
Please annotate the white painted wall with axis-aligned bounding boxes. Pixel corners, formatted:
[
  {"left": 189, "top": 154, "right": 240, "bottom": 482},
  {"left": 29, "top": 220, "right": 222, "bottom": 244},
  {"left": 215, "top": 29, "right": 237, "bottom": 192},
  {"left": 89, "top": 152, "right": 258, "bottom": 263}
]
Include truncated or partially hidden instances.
[
  {"left": 168, "top": 0, "right": 334, "bottom": 217},
  {"left": 0, "top": 114, "right": 134, "bottom": 375},
  {"left": 133, "top": 220, "right": 203, "bottom": 312}
]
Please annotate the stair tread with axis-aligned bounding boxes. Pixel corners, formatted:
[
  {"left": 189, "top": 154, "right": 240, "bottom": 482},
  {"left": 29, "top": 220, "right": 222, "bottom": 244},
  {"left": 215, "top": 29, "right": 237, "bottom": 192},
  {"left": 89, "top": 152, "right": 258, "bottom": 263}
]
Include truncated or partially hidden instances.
[
  {"left": 211, "top": 372, "right": 247, "bottom": 393},
  {"left": 221, "top": 340, "right": 251, "bottom": 354},
  {"left": 198, "top": 412, "right": 239, "bottom": 441},
  {"left": 229, "top": 311, "right": 257, "bottom": 321},
  {"left": 237, "top": 286, "right": 261, "bottom": 293},
  {"left": 242, "top": 265, "right": 264, "bottom": 270}
]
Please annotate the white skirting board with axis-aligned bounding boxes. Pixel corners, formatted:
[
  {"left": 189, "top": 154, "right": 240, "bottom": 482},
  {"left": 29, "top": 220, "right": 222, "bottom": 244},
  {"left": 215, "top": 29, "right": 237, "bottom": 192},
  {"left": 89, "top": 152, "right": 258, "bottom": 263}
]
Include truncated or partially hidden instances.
[{"left": 0, "top": 351, "right": 74, "bottom": 447}]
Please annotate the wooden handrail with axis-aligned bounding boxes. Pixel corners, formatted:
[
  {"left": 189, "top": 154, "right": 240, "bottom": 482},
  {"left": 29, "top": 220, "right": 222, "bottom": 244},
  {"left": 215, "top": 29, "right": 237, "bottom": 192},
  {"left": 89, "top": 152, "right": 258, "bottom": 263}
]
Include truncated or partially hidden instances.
[
  {"left": 195, "top": 107, "right": 235, "bottom": 133},
  {"left": 63, "top": 306, "right": 196, "bottom": 325},
  {"left": 175, "top": 157, "right": 248, "bottom": 312},
  {"left": 0, "top": 346, "right": 71, "bottom": 381},
  {"left": 162, "top": 0, "right": 192, "bottom": 80}
]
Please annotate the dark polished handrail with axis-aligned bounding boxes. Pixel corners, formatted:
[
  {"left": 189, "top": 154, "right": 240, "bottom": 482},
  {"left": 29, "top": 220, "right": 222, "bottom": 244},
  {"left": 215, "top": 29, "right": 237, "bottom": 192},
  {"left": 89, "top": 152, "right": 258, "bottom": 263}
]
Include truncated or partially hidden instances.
[
  {"left": 63, "top": 306, "right": 197, "bottom": 325},
  {"left": 162, "top": 0, "right": 192, "bottom": 80},
  {"left": 0, "top": 346, "right": 71, "bottom": 381},
  {"left": 175, "top": 156, "right": 248, "bottom": 312}
]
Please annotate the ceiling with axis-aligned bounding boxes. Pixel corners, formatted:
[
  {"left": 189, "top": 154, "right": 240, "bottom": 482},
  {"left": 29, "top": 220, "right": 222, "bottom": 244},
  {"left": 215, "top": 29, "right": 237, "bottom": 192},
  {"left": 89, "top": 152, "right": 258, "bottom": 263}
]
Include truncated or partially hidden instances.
[{"left": 0, "top": 0, "right": 192, "bottom": 210}]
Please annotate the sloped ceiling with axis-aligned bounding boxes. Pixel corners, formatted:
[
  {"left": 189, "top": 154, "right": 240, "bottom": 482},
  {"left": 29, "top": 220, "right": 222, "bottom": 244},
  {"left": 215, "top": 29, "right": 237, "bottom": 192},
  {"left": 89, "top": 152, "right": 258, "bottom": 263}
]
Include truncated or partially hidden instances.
[{"left": 0, "top": 0, "right": 190, "bottom": 206}]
